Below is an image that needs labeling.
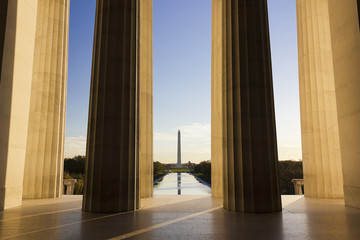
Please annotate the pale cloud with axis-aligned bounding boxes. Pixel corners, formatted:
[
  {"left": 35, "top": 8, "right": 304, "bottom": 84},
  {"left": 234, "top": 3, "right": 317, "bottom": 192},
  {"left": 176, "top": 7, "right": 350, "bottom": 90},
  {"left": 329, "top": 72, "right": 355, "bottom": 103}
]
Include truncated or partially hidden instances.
[
  {"left": 154, "top": 122, "right": 303, "bottom": 163},
  {"left": 277, "top": 139, "right": 302, "bottom": 161},
  {"left": 64, "top": 125, "right": 302, "bottom": 162},
  {"left": 154, "top": 132, "right": 177, "bottom": 141},
  {"left": 64, "top": 136, "right": 86, "bottom": 158},
  {"left": 179, "top": 123, "right": 211, "bottom": 141},
  {"left": 154, "top": 123, "right": 211, "bottom": 142}
]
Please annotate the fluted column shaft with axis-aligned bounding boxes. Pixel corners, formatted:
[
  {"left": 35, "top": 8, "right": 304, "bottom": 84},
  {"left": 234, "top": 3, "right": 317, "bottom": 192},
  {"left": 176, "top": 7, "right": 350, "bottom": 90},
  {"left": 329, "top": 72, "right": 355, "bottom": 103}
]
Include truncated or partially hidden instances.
[
  {"left": 211, "top": 0, "right": 224, "bottom": 198},
  {"left": 139, "top": 0, "right": 153, "bottom": 198},
  {"left": 0, "top": 0, "right": 8, "bottom": 80},
  {"left": 328, "top": 0, "right": 360, "bottom": 208},
  {"left": 83, "top": 0, "right": 140, "bottom": 213},
  {"left": 0, "top": 0, "right": 38, "bottom": 210},
  {"left": 214, "top": 0, "right": 281, "bottom": 213},
  {"left": 296, "top": 0, "right": 344, "bottom": 199},
  {"left": 23, "top": 0, "right": 69, "bottom": 199}
]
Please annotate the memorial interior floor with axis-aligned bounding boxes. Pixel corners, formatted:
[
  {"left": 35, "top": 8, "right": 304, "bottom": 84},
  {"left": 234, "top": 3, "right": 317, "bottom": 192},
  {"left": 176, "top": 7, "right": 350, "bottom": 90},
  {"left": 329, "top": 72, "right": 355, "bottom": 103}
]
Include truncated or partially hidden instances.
[{"left": 1, "top": 195, "right": 360, "bottom": 239}]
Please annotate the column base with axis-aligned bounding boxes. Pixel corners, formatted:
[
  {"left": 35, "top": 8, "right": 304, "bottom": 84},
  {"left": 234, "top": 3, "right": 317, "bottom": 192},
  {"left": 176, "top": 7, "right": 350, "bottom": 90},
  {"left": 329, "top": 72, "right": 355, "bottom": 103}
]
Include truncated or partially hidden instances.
[
  {"left": 344, "top": 185, "right": 360, "bottom": 208},
  {"left": 0, "top": 185, "right": 22, "bottom": 210}
]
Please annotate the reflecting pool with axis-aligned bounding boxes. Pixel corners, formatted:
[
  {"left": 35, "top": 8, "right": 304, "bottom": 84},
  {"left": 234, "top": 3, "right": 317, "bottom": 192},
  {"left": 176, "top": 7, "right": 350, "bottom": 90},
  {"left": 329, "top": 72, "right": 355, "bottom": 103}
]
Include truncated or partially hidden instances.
[{"left": 154, "top": 173, "right": 211, "bottom": 196}]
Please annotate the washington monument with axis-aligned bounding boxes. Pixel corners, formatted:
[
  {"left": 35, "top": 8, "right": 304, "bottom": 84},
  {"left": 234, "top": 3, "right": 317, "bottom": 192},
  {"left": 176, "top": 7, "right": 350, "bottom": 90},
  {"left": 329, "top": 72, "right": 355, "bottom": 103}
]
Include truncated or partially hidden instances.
[{"left": 177, "top": 130, "right": 181, "bottom": 167}]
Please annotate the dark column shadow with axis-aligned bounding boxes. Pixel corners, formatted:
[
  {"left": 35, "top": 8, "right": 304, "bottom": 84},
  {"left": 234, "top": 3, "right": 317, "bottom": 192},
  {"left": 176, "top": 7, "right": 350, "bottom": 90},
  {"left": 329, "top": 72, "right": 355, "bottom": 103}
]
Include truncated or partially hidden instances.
[
  {"left": 0, "top": 0, "right": 17, "bottom": 210},
  {"left": 0, "top": 0, "right": 9, "bottom": 82}
]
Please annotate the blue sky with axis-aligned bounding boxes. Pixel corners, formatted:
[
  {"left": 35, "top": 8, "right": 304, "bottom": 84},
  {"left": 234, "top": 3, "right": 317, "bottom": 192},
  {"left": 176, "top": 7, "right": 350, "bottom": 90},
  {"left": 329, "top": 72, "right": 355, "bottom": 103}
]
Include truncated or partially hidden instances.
[{"left": 64, "top": 0, "right": 302, "bottom": 163}]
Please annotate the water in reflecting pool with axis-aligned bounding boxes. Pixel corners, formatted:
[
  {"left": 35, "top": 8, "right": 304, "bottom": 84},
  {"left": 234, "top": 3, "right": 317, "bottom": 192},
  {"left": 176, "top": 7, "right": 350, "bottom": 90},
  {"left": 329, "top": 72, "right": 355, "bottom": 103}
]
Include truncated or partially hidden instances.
[{"left": 154, "top": 173, "right": 211, "bottom": 196}]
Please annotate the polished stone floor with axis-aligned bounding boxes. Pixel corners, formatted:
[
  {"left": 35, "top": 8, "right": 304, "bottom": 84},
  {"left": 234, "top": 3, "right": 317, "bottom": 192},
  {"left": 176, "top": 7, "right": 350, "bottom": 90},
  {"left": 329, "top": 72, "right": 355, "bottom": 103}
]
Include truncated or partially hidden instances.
[{"left": 0, "top": 195, "right": 359, "bottom": 239}]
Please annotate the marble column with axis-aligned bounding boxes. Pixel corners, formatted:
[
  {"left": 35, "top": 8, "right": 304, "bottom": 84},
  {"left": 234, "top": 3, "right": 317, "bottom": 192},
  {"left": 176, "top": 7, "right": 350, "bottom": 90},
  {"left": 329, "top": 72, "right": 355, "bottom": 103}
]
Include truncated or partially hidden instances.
[
  {"left": 213, "top": 0, "right": 281, "bottom": 213},
  {"left": 22, "top": 0, "right": 69, "bottom": 199},
  {"left": 0, "top": 0, "right": 38, "bottom": 210},
  {"left": 139, "top": 0, "right": 153, "bottom": 198},
  {"left": 211, "top": 0, "right": 224, "bottom": 198},
  {"left": 296, "top": 0, "right": 344, "bottom": 199},
  {"left": 83, "top": 0, "right": 140, "bottom": 213},
  {"left": 0, "top": 0, "right": 8, "bottom": 80},
  {"left": 328, "top": 0, "right": 360, "bottom": 208}
]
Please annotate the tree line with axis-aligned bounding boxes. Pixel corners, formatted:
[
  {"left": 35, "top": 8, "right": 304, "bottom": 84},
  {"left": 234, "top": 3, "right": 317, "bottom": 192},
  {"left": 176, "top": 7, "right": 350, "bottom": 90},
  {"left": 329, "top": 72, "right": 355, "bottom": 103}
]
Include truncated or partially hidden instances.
[
  {"left": 192, "top": 160, "right": 303, "bottom": 194},
  {"left": 63, "top": 155, "right": 85, "bottom": 195},
  {"left": 64, "top": 156, "right": 303, "bottom": 195}
]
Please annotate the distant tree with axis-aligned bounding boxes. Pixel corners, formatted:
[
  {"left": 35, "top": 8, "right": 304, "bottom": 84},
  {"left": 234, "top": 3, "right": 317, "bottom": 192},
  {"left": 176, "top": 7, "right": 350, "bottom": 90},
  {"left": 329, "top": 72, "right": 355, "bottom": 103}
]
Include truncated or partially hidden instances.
[
  {"left": 153, "top": 161, "right": 165, "bottom": 174},
  {"left": 193, "top": 160, "right": 211, "bottom": 184},
  {"left": 64, "top": 155, "right": 85, "bottom": 174},
  {"left": 63, "top": 155, "right": 86, "bottom": 195},
  {"left": 187, "top": 161, "right": 196, "bottom": 170},
  {"left": 194, "top": 160, "right": 211, "bottom": 176},
  {"left": 191, "top": 160, "right": 303, "bottom": 192},
  {"left": 153, "top": 161, "right": 167, "bottom": 182},
  {"left": 278, "top": 160, "right": 303, "bottom": 194},
  {"left": 73, "top": 174, "right": 84, "bottom": 195}
]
